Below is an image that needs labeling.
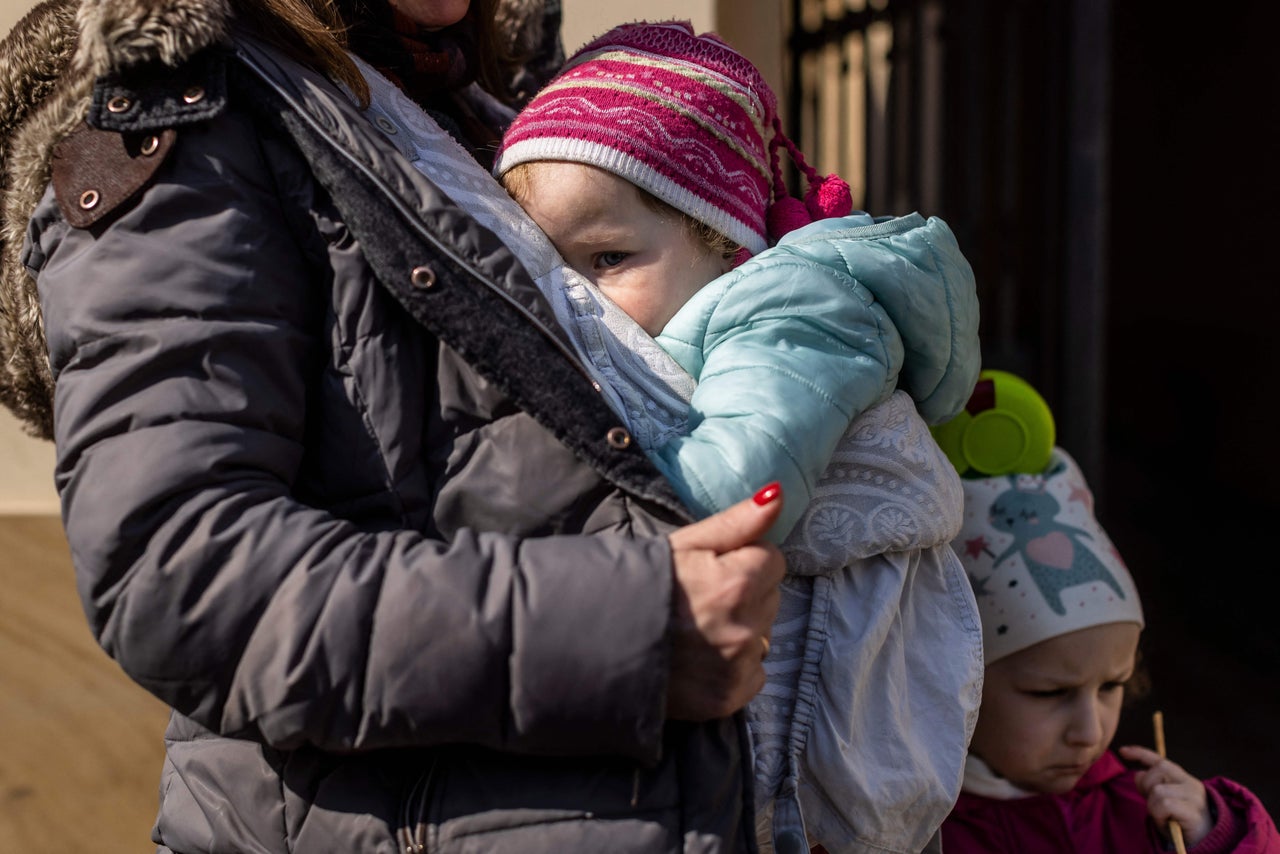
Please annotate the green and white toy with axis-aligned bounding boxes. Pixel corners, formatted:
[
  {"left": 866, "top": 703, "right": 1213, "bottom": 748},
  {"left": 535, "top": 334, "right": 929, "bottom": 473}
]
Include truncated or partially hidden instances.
[{"left": 930, "top": 369, "right": 1055, "bottom": 476}]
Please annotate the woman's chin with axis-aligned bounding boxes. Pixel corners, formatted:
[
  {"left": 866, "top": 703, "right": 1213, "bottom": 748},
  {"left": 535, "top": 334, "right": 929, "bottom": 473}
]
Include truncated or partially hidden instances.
[{"left": 387, "top": 0, "right": 471, "bottom": 29}]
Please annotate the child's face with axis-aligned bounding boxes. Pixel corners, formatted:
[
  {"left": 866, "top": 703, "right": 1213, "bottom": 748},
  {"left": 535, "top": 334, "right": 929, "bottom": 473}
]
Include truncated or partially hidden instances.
[
  {"left": 970, "top": 622, "right": 1140, "bottom": 794},
  {"left": 514, "top": 162, "right": 733, "bottom": 336}
]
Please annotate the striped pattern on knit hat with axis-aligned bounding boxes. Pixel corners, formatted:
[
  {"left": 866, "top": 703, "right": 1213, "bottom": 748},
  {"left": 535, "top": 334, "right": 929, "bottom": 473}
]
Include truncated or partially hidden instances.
[{"left": 495, "top": 20, "right": 834, "bottom": 256}]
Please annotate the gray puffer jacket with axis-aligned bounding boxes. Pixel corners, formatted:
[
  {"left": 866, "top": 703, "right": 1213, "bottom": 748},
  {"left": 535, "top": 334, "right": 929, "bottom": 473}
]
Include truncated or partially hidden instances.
[{"left": 0, "top": 2, "right": 758, "bottom": 852}]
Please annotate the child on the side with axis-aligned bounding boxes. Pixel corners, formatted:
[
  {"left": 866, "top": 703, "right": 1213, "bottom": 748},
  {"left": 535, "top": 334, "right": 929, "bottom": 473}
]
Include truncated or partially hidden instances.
[
  {"left": 493, "top": 20, "right": 983, "bottom": 854},
  {"left": 941, "top": 408, "right": 1279, "bottom": 852}
]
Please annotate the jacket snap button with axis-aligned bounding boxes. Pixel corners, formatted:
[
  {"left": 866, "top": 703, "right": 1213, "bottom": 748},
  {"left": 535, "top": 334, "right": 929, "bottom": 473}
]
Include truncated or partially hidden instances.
[
  {"left": 410, "top": 266, "right": 436, "bottom": 289},
  {"left": 106, "top": 96, "right": 132, "bottom": 113},
  {"left": 140, "top": 136, "right": 160, "bottom": 156},
  {"left": 606, "top": 427, "right": 632, "bottom": 450},
  {"left": 183, "top": 86, "right": 206, "bottom": 104},
  {"left": 375, "top": 116, "right": 399, "bottom": 135},
  {"left": 78, "top": 189, "right": 100, "bottom": 210}
]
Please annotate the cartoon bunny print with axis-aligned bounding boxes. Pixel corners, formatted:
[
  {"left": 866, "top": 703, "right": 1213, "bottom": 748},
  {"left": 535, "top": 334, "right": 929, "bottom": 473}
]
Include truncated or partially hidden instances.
[{"left": 987, "top": 477, "right": 1127, "bottom": 615}]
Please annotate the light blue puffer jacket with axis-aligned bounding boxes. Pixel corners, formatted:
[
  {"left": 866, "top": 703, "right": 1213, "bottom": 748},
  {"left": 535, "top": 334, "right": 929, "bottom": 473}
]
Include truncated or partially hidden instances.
[
  {"left": 640, "top": 213, "right": 983, "bottom": 852},
  {"left": 653, "top": 212, "right": 980, "bottom": 541}
]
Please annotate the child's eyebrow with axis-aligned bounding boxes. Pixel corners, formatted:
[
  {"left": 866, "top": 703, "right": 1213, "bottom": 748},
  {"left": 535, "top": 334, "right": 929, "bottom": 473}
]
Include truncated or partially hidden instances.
[{"left": 567, "top": 224, "right": 633, "bottom": 246}]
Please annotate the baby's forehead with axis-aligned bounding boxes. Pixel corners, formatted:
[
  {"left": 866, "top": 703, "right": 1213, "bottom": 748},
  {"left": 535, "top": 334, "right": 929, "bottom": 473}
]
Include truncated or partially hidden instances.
[
  {"left": 524, "top": 160, "right": 630, "bottom": 193},
  {"left": 535, "top": 161, "right": 640, "bottom": 201},
  {"left": 524, "top": 162, "right": 650, "bottom": 219}
]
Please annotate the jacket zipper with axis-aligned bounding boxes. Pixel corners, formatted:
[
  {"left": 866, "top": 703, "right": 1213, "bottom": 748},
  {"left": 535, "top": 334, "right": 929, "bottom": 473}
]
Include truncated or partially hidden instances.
[{"left": 397, "top": 760, "right": 438, "bottom": 854}]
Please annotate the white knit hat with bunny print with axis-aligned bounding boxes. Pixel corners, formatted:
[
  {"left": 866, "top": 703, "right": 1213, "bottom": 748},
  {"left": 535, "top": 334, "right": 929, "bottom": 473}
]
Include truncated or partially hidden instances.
[{"left": 953, "top": 448, "right": 1144, "bottom": 663}]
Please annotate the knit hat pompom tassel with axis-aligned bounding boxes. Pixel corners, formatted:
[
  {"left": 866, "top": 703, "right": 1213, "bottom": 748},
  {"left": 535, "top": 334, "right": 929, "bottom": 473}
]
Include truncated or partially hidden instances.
[
  {"left": 765, "top": 117, "right": 854, "bottom": 242},
  {"left": 766, "top": 196, "right": 812, "bottom": 242},
  {"left": 805, "top": 173, "right": 853, "bottom": 220}
]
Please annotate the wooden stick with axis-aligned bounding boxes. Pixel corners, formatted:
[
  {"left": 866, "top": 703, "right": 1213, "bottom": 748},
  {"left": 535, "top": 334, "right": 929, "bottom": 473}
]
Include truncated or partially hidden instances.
[{"left": 1152, "top": 711, "right": 1188, "bottom": 854}]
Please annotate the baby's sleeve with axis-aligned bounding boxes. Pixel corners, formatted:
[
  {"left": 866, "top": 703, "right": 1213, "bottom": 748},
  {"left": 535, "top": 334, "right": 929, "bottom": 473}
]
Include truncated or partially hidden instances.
[{"left": 652, "top": 256, "right": 904, "bottom": 541}]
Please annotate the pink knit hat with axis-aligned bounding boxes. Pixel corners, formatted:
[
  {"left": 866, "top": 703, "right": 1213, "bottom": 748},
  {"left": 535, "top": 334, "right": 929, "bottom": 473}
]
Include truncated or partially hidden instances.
[{"left": 493, "top": 20, "right": 852, "bottom": 257}]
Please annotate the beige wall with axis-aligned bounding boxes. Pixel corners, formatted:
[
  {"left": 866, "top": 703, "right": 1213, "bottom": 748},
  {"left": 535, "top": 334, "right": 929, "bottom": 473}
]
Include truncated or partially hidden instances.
[
  {"left": 0, "top": 0, "right": 35, "bottom": 33},
  {"left": 0, "top": 409, "right": 56, "bottom": 514},
  {"left": 0, "top": 0, "right": 782, "bottom": 514},
  {"left": 561, "top": 0, "right": 783, "bottom": 95},
  {"left": 561, "top": 0, "right": 717, "bottom": 55}
]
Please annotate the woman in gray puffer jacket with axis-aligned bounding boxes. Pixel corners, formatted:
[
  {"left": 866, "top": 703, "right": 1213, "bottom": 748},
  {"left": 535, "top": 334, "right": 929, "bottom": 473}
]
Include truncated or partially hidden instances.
[{"left": 0, "top": 1, "right": 788, "bottom": 852}]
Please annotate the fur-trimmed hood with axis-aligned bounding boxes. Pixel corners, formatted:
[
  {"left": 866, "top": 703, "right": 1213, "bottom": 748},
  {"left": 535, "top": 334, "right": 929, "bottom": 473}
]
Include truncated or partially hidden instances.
[{"left": 0, "top": 0, "right": 232, "bottom": 439}]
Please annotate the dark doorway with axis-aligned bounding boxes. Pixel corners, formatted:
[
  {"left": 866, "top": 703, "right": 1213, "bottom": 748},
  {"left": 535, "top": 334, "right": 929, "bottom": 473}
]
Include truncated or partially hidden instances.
[{"left": 1105, "top": 0, "right": 1280, "bottom": 810}]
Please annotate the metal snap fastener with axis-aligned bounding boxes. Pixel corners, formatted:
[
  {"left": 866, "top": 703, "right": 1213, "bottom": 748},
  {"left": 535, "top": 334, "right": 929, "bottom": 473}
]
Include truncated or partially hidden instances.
[
  {"left": 106, "top": 96, "right": 132, "bottom": 113},
  {"left": 140, "top": 135, "right": 160, "bottom": 156},
  {"left": 410, "top": 266, "right": 436, "bottom": 289},
  {"left": 606, "top": 427, "right": 632, "bottom": 449},
  {"left": 78, "top": 189, "right": 100, "bottom": 210},
  {"left": 375, "top": 116, "right": 399, "bottom": 135},
  {"left": 182, "top": 86, "right": 206, "bottom": 104}
]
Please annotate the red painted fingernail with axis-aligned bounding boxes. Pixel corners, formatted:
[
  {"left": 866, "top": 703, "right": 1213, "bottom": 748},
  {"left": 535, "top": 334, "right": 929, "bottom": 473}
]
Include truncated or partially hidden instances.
[{"left": 753, "top": 482, "right": 781, "bottom": 505}]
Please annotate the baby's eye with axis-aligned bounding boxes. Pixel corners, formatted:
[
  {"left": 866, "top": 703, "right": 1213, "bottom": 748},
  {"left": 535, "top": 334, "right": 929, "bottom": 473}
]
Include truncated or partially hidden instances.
[
  {"left": 594, "top": 251, "right": 629, "bottom": 270},
  {"left": 1024, "top": 688, "right": 1066, "bottom": 699},
  {"left": 1101, "top": 681, "right": 1125, "bottom": 693}
]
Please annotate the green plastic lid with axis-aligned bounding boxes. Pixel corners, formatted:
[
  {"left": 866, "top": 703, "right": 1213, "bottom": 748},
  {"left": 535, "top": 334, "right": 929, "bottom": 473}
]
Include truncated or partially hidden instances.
[{"left": 930, "top": 369, "right": 1056, "bottom": 476}]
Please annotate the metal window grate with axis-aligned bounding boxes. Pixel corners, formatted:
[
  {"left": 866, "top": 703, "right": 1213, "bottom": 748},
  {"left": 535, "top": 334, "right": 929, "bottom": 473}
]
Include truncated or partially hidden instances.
[{"left": 785, "top": 0, "right": 943, "bottom": 215}]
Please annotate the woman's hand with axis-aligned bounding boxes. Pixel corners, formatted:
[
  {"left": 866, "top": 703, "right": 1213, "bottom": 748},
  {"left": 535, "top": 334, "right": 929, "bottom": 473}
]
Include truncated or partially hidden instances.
[
  {"left": 665, "top": 483, "right": 786, "bottom": 720},
  {"left": 1118, "top": 744, "right": 1213, "bottom": 847}
]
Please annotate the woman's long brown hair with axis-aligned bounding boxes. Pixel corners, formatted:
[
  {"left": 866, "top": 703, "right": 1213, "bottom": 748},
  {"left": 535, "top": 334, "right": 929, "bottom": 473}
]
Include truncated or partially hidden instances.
[{"left": 228, "top": 0, "right": 366, "bottom": 102}]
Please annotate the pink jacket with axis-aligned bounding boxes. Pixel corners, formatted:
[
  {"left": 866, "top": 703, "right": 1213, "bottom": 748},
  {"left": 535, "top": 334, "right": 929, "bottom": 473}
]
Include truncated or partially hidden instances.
[{"left": 942, "top": 752, "right": 1280, "bottom": 853}]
